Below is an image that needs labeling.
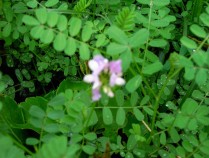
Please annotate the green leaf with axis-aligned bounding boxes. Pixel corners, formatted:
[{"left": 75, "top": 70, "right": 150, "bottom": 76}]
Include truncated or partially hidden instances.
[
  {"left": 30, "top": 25, "right": 44, "bottom": 39},
  {"left": 0, "top": 81, "right": 6, "bottom": 92},
  {"left": 129, "top": 28, "right": 149, "bottom": 48},
  {"left": 195, "top": 69, "right": 207, "bottom": 86},
  {"left": 66, "top": 144, "right": 80, "bottom": 157},
  {"left": 182, "top": 98, "right": 198, "bottom": 115},
  {"left": 79, "top": 43, "right": 90, "bottom": 60},
  {"left": 47, "top": 12, "right": 59, "bottom": 27},
  {"left": 130, "top": 92, "right": 139, "bottom": 106},
  {"left": 48, "top": 93, "right": 65, "bottom": 107},
  {"left": 103, "top": 107, "right": 113, "bottom": 125},
  {"left": 184, "top": 67, "right": 195, "bottom": 81},
  {"left": 82, "top": 145, "right": 96, "bottom": 155},
  {"left": 45, "top": 0, "right": 59, "bottom": 7},
  {"left": 142, "top": 61, "right": 163, "bottom": 75},
  {"left": 21, "top": 81, "right": 34, "bottom": 88},
  {"left": 180, "top": 36, "right": 197, "bottom": 49},
  {"left": 88, "top": 110, "right": 98, "bottom": 126},
  {"left": 64, "top": 37, "right": 77, "bottom": 56},
  {"left": 133, "top": 108, "right": 144, "bottom": 121},
  {"left": 125, "top": 75, "right": 142, "bottom": 93},
  {"left": 44, "top": 123, "right": 59, "bottom": 133},
  {"left": 57, "top": 15, "right": 68, "bottom": 31},
  {"left": 26, "top": 137, "right": 39, "bottom": 145},
  {"left": 182, "top": 141, "right": 193, "bottom": 152},
  {"left": 15, "top": 69, "right": 23, "bottom": 82},
  {"left": 35, "top": 136, "right": 67, "bottom": 158},
  {"left": 96, "top": 34, "right": 107, "bottom": 47},
  {"left": 140, "top": 95, "right": 150, "bottom": 106},
  {"left": 53, "top": 33, "right": 67, "bottom": 51},
  {"left": 192, "top": 52, "right": 207, "bottom": 66},
  {"left": 35, "top": 8, "right": 47, "bottom": 24},
  {"left": 188, "top": 119, "right": 198, "bottom": 130},
  {"left": 149, "top": 39, "right": 167, "bottom": 47},
  {"left": 116, "top": 108, "right": 126, "bottom": 126},
  {"left": 3, "top": 7, "right": 14, "bottom": 22},
  {"left": 127, "top": 135, "right": 137, "bottom": 150},
  {"left": 120, "top": 50, "right": 132, "bottom": 72},
  {"left": 190, "top": 24, "right": 206, "bottom": 38},
  {"left": 47, "top": 110, "right": 64, "bottom": 120},
  {"left": 19, "top": 71, "right": 30, "bottom": 83},
  {"left": 40, "top": 29, "right": 54, "bottom": 44},
  {"left": 200, "top": 13, "right": 209, "bottom": 27},
  {"left": 82, "top": 25, "right": 93, "bottom": 42},
  {"left": 22, "top": 15, "right": 40, "bottom": 26},
  {"left": 115, "top": 90, "right": 124, "bottom": 106},
  {"left": 107, "top": 43, "right": 129, "bottom": 55},
  {"left": 107, "top": 26, "right": 128, "bottom": 44},
  {"left": 84, "top": 132, "right": 97, "bottom": 141},
  {"left": 143, "top": 107, "right": 153, "bottom": 115},
  {"left": 69, "top": 17, "right": 82, "bottom": 36},
  {"left": 0, "top": 136, "right": 25, "bottom": 158},
  {"left": 2, "top": 23, "right": 12, "bottom": 37},
  {"left": 169, "top": 127, "right": 180, "bottom": 143},
  {"left": 153, "top": 0, "right": 170, "bottom": 7},
  {"left": 29, "top": 105, "right": 45, "bottom": 119},
  {"left": 27, "top": 0, "right": 38, "bottom": 8},
  {"left": 160, "top": 132, "right": 166, "bottom": 145}
]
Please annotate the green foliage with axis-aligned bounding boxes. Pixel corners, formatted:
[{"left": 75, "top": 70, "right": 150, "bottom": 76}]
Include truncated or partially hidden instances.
[
  {"left": 115, "top": 6, "right": 136, "bottom": 31},
  {"left": 0, "top": 0, "right": 209, "bottom": 158}
]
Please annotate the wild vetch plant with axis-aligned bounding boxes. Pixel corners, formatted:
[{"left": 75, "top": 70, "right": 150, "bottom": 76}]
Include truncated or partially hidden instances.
[{"left": 0, "top": 0, "right": 209, "bottom": 158}]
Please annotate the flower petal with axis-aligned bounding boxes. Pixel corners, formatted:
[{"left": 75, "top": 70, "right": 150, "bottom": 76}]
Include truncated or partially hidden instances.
[
  {"left": 115, "top": 77, "right": 125, "bottom": 85},
  {"left": 109, "top": 73, "right": 117, "bottom": 87},
  {"left": 83, "top": 74, "right": 94, "bottom": 83},
  {"left": 92, "top": 89, "right": 101, "bottom": 101},
  {"left": 88, "top": 60, "right": 99, "bottom": 71},
  {"left": 103, "top": 86, "right": 114, "bottom": 97},
  {"left": 109, "top": 60, "right": 122, "bottom": 74}
]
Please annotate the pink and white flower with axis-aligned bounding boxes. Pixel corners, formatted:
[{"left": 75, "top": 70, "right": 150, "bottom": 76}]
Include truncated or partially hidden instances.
[{"left": 84, "top": 55, "right": 125, "bottom": 101}]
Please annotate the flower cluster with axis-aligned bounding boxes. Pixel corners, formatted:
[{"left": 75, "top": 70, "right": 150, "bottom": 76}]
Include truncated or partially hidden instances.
[{"left": 84, "top": 55, "right": 125, "bottom": 101}]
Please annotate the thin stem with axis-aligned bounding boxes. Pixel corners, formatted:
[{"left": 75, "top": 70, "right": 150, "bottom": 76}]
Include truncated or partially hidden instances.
[
  {"left": 11, "top": 136, "right": 33, "bottom": 155},
  {"left": 142, "top": 0, "right": 153, "bottom": 69}
]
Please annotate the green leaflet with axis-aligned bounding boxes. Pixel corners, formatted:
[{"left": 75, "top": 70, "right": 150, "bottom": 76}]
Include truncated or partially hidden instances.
[
  {"left": 45, "top": 0, "right": 59, "bottom": 7},
  {"left": 22, "top": 15, "right": 40, "bottom": 26},
  {"left": 180, "top": 36, "right": 197, "bottom": 49},
  {"left": 149, "top": 39, "right": 168, "bottom": 47},
  {"left": 40, "top": 29, "right": 54, "bottom": 44},
  {"left": 57, "top": 15, "right": 68, "bottom": 31},
  {"left": 102, "top": 107, "right": 113, "bottom": 125},
  {"left": 64, "top": 37, "right": 77, "bottom": 56},
  {"left": 53, "top": 33, "right": 67, "bottom": 51},
  {"left": 129, "top": 28, "right": 149, "bottom": 48},
  {"left": 133, "top": 108, "right": 144, "bottom": 121},
  {"left": 125, "top": 75, "right": 142, "bottom": 93},
  {"left": 2, "top": 22, "right": 11, "bottom": 37},
  {"left": 35, "top": 8, "right": 47, "bottom": 24},
  {"left": 142, "top": 61, "right": 163, "bottom": 75},
  {"left": 107, "top": 26, "right": 128, "bottom": 44},
  {"left": 190, "top": 24, "right": 207, "bottom": 38},
  {"left": 69, "top": 17, "right": 82, "bottom": 37},
  {"left": 116, "top": 108, "right": 126, "bottom": 126},
  {"left": 47, "top": 12, "right": 59, "bottom": 27},
  {"left": 79, "top": 43, "right": 90, "bottom": 60},
  {"left": 107, "top": 43, "right": 129, "bottom": 55}
]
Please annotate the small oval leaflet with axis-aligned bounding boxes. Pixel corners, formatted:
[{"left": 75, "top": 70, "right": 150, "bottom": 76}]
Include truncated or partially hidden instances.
[
  {"left": 116, "top": 108, "right": 126, "bottom": 126},
  {"left": 103, "top": 107, "right": 113, "bottom": 125},
  {"left": 125, "top": 75, "right": 142, "bottom": 93}
]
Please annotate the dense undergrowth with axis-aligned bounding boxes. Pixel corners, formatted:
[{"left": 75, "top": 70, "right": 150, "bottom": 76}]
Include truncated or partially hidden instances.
[{"left": 0, "top": 0, "right": 209, "bottom": 157}]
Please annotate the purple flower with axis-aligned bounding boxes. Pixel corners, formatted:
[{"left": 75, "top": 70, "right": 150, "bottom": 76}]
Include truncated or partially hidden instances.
[{"left": 84, "top": 55, "right": 125, "bottom": 101}]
